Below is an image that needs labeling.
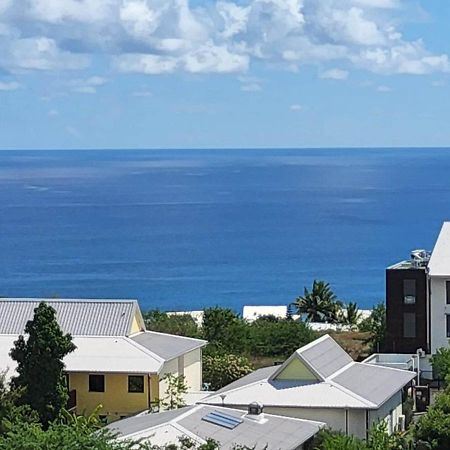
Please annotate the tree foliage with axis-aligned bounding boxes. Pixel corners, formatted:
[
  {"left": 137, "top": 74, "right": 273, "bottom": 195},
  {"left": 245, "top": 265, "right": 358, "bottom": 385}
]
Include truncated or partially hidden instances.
[
  {"left": 359, "top": 302, "right": 386, "bottom": 352},
  {"left": 144, "top": 311, "right": 199, "bottom": 338},
  {"left": 291, "top": 280, "right": 343, "bottom": 323},
  {"left": 160, "top": 374, "right": 188, "bottom": 410},
  {"left": 203, "top": 352, "right": 253, "bottom": 390},
  {"left": 431, "top": 347, "right": 450, "bottom": 385},
  {"left": 9, "top": 302, "right": 76, "bottom": 426}
]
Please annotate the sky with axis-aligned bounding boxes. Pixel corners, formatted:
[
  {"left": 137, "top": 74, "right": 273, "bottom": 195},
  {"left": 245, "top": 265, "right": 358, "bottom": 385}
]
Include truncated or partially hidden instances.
[{"left": 0, "top": 0, "right": 450, "bottom": 149}]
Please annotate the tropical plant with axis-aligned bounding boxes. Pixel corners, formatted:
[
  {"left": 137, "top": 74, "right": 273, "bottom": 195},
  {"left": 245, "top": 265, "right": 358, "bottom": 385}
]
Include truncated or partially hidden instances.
[
  {"left": 203, "top": 351, "right": 253, "bottom": 390},
  {"left": 160, "top": 374, "right": 188, "bottom": 410},
  {"left": 202, "top": 307, "right": 249, "bottom": 354},
  {"left": 338, "top": 302, "right": 362, "bottom": 328},
  {"left": 9, "top": 302, "right": 76, "bottom": 427},
  {"left": 431, "top": 347, "right": 450, "bottom": 386},
  {"left": 359, "top": 303, "right": 386, "bottom": 352},
  {"left": 144, "top": 311, "right": 199, "bottom": 338},
  {"left": 291, "top": 280, "right": 342, "bottom": 323}
]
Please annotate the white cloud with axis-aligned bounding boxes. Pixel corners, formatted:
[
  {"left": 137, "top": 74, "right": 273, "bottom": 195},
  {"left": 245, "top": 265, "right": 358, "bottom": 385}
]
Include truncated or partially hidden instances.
[
  {"left": 0, "top": 80, "right": 20, "bottom": 91},
  {"left": 132, "top": 90, "right": 153, "bottom": 97},
  {"left": 377, "top": 84, "right": 391, "bottom": 92},
  {"left": 320, "top": 68, "right": 349, "bottom": 80},
  {"left": 48, "top": 109, "right": 59, "bottom": 116},
  {"left": 70, "top": 76, "right": 107, "bottom": 94},
  {"left": 0, "top": 0, "right": 447, "bottom": 77},
  {"left": 290, "top": 104, "right": 302, "bottom": 111}
]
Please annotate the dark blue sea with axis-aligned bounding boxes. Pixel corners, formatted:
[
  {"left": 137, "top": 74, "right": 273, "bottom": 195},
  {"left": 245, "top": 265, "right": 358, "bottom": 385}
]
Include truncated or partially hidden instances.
[{"left": 0, "top": 148, "right": 447, "bottom": 312}]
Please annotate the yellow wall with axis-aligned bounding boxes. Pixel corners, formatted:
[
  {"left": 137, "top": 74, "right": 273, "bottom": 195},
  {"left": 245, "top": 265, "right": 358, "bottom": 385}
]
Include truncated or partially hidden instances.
[
  {"left": 275, "top": 357, "right": 318, "bottom": 381},
  {"left": 69, "top": 372, "right": 156, "bottom": 422},
  {"left": 130, "top": 312, "right": 143, "bottom": 334}
]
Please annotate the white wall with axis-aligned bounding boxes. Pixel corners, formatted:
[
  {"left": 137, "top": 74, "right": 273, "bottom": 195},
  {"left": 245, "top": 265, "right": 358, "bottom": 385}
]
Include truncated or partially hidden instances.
[
  {"left": 183, "top": 348, "right": 202, "bottom": 391},
  {"left": 368, "top": 391, "right": 403, "bottom": 434},
  {"left": 430, "top": 277, "right": 450, "bottom": 354}
]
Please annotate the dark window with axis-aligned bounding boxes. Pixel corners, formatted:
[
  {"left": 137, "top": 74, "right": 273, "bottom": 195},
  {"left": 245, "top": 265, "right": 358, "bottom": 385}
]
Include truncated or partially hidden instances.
[
  {"left": 447, "top": 315, "right": 450, "bottom": 338},
  {"left": 99, "top": 415, "right": 108, "bottom": 424},
  {"left": 403, "top": 279, "right": 416, "bottom": 304},
  {"left": 447, "top": 281, "right": 450, "bottom": 304},
  {"left": 403, "top": 312, "right": 416, "bottom": 338},
  {"left": 89, "top": 374, "right": 105, "bottom": 392},
  {"left": 128, "top": 375, "right": 144, "bottom": 393}
]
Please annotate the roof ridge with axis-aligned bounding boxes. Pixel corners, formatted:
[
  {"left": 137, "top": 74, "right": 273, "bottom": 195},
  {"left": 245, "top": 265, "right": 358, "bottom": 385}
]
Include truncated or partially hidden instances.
[
  {"left": 142, "top": 330, "right": 207, "bottom": 344},
  {"left": 327, "top": 376, "right": 376, "bottom": 408},
  {"left": 0, "top": 298, "right": 138, "bottom": 303},
  {"left": 124, "top": 336, "right": 165, "bottom": 366}
]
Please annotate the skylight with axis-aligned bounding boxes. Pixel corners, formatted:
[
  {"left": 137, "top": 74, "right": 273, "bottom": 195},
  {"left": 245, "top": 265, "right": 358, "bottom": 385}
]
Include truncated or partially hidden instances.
[{"left": 202, "top": 411, "right": 243, "bottom": 430}]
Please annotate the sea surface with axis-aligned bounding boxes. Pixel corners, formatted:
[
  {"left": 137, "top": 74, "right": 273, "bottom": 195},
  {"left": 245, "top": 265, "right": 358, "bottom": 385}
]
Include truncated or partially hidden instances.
[{"left": 0, "top": 148, "right": 448, "bottom": 312}]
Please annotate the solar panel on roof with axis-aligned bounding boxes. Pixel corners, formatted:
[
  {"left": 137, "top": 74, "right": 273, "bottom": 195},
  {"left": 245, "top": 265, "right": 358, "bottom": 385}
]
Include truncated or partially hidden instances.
[{"left": 202, "top": 411, "right": 243, "bottom": 429}]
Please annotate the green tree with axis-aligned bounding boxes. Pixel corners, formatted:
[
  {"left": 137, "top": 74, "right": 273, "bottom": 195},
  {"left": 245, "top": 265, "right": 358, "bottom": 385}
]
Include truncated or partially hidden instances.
[
  {"left": 160, "top": 374, "right": 188, "bottom": 410},
  {"left": 338, "top": 302, "right": 361, "bottom": 328},
  {"left": 9, "top": 302, "right": 76, "bottom": 427},
  {"left": 248, "top": 317, "right": 317, "bottom": 358},
  {"left": 292, "top": 280, "right": 342, "bottom": 323},
  {"left": 203, "top": 352, "right": 253, "bottom": 390},
  {"left": 202, "top": 307, "right": 249, "bottom": 354},
  {"left": 359, "top": 303, "right": 386, "bottom": 352},
  {"left": 144, "top": 311, "right": 199, "bottom": 338},
  {"left": 414, "top": 388, "right": 450, "bottom": 449},
  {"left": 431, "top": 347, "right": 450, "bottom": 385}
]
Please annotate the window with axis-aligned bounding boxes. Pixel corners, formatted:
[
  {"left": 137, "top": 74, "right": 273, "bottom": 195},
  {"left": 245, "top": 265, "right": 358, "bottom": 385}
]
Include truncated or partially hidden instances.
[
  {"left": 403, "top": 312, "right": 416, "bottom": 338},
  {"left": 89, "top": 374, "right": 105, "bottom": 392},
  {"left": 128, "top": 375, "right": 144, "bottom": 393},
  {"left": 403, "top": 279, "right": 416, "bottom": 304},
  {"left": 447, "top": 315, "right": 450, "bottom": 338},
  {"left": 447, "top": 281, "right": 450, "bottom": 304}
]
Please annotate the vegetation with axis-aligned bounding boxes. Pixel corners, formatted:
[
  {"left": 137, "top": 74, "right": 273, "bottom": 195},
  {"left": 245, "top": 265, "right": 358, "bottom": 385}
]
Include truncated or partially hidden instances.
[
  {"left": 431, "top": 347, "right": 450, "bottom": 386},
  {"left": 203, "top": 352, "right": 253, "bottom": 390},
  {"left": 9, "top": 302, "right": 76, "bottom": 427},
  {"left": 144, "top": 311, "right": 199, "bottom": 338},
  {"left": 359, "top": 303, "right": 386, "bottom": 352},
  {"left": 160, "top": 374, "right": 188, "bottom": 410}
]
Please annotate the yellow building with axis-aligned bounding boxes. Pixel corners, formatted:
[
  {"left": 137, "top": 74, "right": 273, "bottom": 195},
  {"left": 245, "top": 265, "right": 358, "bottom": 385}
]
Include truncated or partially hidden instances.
[{"left": 0, "top": 298, "right": 207, "bottom": 422}]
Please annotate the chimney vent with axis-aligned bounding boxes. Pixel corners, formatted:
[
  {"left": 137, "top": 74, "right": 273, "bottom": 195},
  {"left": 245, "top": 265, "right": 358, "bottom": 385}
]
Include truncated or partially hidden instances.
[{"left": 248, "top": 402, "right": 264, "bottom": 416}]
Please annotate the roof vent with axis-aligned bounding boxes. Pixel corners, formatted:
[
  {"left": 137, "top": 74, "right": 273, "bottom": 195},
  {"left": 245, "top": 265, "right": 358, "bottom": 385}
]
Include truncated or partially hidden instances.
[
  {"left": 410, "top": 249, "right": 431, "bottom": 268},
  {"left": 248, "top": 402, "right": 264, "bottom": 416}
]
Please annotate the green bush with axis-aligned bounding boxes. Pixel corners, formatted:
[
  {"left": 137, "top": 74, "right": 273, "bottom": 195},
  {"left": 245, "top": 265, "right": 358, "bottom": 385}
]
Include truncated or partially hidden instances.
[
  {"left": 203, "top": 351, "right": 253, "bottom": 390},
  {"left": 144, "top": 311, "right": 200, "bottom": 338}
]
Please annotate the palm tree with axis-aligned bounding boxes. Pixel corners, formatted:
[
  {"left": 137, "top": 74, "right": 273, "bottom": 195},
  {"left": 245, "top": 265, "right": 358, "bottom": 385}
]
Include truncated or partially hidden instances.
[
  {"left": 291, "top": 280, "right": 340, "bottom": 323},
  {"left": 338, "top": 302, "right": 361, "bottom": 328}
]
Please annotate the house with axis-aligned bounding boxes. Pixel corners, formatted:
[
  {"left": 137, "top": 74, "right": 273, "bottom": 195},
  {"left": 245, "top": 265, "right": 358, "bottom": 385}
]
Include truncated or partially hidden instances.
[
  {"left": 200, "top": 335, "right": 415, "bottom": 440},
  {"left": 107, "top": 404, "right": 325, "bottom": 450},
  {"left": 0, "top": 298, "right": 206, "bottom": 422},
  {"left": 385, "top": 249, "right": 430, "bottom": 354}
]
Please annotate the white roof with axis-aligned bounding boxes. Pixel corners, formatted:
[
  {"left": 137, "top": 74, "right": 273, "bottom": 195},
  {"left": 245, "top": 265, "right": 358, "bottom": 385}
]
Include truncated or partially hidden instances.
[
  {"left": 109, "top": 405, "right": 324, "bottom": 450},
  {"left": 202, "top": 335, "right": 415, "bottom": 410},
  {"left": 0, "top": 335, "right": 164, "bottom": 376},
  {"left": 428, "top": 222, "right": 450, "bottom": 276},
  {"left": 243, "top": 306, "right": 289, "bottom": 322}
]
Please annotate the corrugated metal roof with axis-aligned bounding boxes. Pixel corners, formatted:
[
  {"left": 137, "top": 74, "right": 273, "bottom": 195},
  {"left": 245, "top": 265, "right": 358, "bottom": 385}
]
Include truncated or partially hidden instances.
[
  {"left": 131, "top": 331, "right": 206, "bottom": 361},
  {"left": 0, "top": 335, "right": 163, "bottom": 375},
  {"left": 298, "top": 335, "right": 353, "bottom": 379},
  {"left": 331, "top": 362, "right": 415, "bottom": 407},
  {"left": 0, "top": 298, "right": 139, "bottom": 336},
  {"left": 108, "top": 405, "right": 324, "bottom": 450}
]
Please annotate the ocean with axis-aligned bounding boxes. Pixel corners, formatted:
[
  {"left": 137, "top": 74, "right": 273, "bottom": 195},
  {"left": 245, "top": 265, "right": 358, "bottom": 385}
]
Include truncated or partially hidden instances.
[{"left": 0, "top": 148, "right": 447, "bottom": 312}]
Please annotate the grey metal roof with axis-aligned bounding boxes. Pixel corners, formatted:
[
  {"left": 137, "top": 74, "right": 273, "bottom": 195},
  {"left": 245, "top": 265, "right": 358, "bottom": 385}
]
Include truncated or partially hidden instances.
[
  {"left": 331, "top": 362, "right": 415, "bottom": 407},
  {"left": 131, "top": 331, "right": 206, "bottom": 361},
  {"left": 0, "top": 298, "right": 140, "bottom": 336},
  {"left": 212, "top": 366, "right": 277, "bottom": 396},
  {"left": 298, "top": 335, "right": 353, "bottom": 379},
  {"left": 109, "top": 405, "right": 323, "bottom": 450},
  {"left": 108, "top": 407, "right": 196, "bottom": 436}
]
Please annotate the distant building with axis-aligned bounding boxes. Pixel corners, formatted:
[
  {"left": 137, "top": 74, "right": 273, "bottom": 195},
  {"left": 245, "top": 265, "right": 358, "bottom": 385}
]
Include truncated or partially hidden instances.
[
  {"left": 0, "top": 298, "right": 206, "bottom": 422},
  {"left": 200, "top": 335, "right": 414, "bottom": 439},
  {"left": 385, "top": 249, "right": 430, "bottom": 354},
  {"left": 108, "top": 404, "right": 324, "bottom": 450}
]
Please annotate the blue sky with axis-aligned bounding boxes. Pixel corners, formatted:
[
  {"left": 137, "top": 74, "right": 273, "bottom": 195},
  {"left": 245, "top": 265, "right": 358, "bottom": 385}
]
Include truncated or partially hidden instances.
[{"left": 0, "top": 0, "right": 450, "bottom": 149}]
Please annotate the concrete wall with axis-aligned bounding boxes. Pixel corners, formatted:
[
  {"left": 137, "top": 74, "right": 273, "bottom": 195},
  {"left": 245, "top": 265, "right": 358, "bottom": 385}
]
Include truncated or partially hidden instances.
[
  {"left": 430, "top": 278, "right": 450, "bottom": 354},
  {"left": 69, "top": 372, "right": 154, "bottom": 422},
  {"left": 368, "top": 391, "right": 403, "bottom": 434},
  {"left": 159, "top": 348, "right": 203, "bottom": 401}
]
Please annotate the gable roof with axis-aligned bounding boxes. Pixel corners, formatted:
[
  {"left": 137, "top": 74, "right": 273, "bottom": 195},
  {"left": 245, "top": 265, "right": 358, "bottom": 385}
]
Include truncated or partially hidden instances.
[
  {"left": 108, "top": 405, "right": 324, "bottom": 450},
  {"left": 131, "top": 331, "right": 206, "bottom": 361},
  {"left": 202, "top": 335, "right": 415, "bottom": 410},
  {"left": 0, "top": 335, "right": 164, "bottom": 376},
  {"left": 428, "top": 222, "right": 450, "bottom": 276},
  {"left": 0, "top": 298, "right": 143, "bottom": 336}
]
